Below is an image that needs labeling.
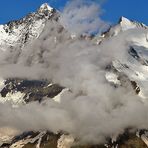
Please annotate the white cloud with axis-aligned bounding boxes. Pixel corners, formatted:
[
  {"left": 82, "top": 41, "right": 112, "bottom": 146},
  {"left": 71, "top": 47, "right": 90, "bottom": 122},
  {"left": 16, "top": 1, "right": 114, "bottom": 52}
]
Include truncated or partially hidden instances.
[{"left": 59, "top": 0, "right": 109, "bottom": 35}]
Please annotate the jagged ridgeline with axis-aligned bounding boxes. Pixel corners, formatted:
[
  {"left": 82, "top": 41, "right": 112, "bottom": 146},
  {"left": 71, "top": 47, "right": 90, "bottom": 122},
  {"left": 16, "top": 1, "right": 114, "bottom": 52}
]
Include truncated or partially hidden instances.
[{"left": 0, "top": 3, "right": 148, "bottom": 148}]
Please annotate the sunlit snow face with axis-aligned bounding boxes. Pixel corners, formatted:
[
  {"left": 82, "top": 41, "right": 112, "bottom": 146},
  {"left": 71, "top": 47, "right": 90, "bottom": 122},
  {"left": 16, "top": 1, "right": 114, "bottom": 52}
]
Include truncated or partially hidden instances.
[{"left": 128, "top": 29, "right": 148, "bottom": 48}]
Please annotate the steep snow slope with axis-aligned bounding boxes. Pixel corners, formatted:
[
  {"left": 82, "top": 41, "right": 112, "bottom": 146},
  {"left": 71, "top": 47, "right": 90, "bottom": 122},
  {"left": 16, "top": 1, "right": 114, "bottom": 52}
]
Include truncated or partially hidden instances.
[
  {"left": 95, "top": 17, "right": 148, "bottom": 99},
  {"left": 0, "top": 3, "right": 56, "bottom": 51},
  {"left": 0, "top": 4, "right": 63, "bottom": 105},
  {"left": 96, "top": 16, "right": 148, "bottom": 44},
  {"left": 104, "top": 16, "right": 148, "bottom": 37}
]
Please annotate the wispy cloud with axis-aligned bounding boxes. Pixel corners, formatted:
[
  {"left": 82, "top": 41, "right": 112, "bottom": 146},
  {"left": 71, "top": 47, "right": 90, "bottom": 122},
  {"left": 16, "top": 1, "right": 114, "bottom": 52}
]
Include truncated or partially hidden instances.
[{"left": 59, "top": 0, "right": 109, "bottom": 35}]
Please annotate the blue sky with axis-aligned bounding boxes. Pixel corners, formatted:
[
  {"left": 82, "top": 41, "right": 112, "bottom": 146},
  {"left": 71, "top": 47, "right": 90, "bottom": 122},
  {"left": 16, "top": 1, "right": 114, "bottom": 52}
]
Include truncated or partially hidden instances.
[{"left": 0, "top": 0, "right": 147, "bottom": 25}]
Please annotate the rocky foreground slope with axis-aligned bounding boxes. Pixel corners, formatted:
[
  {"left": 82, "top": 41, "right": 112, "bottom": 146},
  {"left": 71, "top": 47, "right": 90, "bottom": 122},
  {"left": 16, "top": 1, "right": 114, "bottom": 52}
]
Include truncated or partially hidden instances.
[{"left": 0, "top": 3, "right": 148, "bottom": 148}]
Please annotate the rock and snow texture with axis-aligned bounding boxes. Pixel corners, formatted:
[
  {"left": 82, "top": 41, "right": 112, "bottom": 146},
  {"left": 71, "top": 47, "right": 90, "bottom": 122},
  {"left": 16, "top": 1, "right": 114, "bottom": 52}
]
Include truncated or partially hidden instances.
[
  {"left": 141, "top": 134, "right": 148, "bottom": 147},
  {"left": 10, "top": 131, "right": 47, "bottom": 148},
  {"left": 99, "top": 17, "right": 148, "bottom": 98},
  {"left": 57, "top": 135, "right": 74, "bottom": 148},
  {"left": 0, "top": 79, "right": 64, "bottom": 105},
  {"left": 0, "top": 3, "right": 56, "bottom": 51}
]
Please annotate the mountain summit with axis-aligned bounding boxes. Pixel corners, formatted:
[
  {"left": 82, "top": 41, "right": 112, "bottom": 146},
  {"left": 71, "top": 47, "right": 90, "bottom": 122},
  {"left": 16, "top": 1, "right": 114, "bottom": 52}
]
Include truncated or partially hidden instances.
[
  {"left": 38, "top": 3, "right": 53, "bottom": 12},
  {"left": 119, "top": 16, "right": 148, "bottom": 30},
  {"left": 0, "top": 3, "right": 58, "bottom": 51},
  {"left": 37, "top": 3, "right": 55, "bottom": 17}
]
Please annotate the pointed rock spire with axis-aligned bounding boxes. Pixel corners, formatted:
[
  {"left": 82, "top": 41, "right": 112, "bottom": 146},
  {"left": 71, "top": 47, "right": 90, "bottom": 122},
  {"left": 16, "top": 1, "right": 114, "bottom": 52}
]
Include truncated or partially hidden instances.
[
  {"left": 37, "top": 3, "right": 53, "bottom": 14},
  {"left": 119, "top": 16, "right": 132, "bottom": 26}
]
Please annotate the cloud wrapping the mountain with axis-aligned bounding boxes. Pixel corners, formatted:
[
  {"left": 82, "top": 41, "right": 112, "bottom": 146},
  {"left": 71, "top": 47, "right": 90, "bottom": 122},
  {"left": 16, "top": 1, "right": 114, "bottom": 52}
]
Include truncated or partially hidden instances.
[{"left": 0, "top": 0, "right": 148, "bottom": 144}]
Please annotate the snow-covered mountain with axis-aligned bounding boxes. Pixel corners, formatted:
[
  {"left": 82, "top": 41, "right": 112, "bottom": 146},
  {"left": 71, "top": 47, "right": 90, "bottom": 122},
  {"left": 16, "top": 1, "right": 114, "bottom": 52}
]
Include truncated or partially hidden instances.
[
  {"left": 104, "top": 18, "right": 148, "bottom": 98},
  {"left": 0, "top": 3, "right": 58, "bottom": 51},
  {"left": 93, "top": 16, "right": 148, "bottom": 100},
  {"left": 105, "top": 16, "right": 147, "bottom": 37},
  {"left": 0, "top": 3, "right": 148, "bottom": 148}
]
